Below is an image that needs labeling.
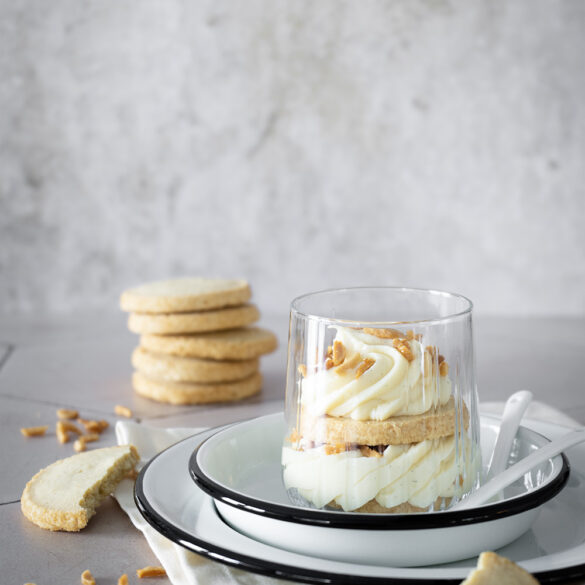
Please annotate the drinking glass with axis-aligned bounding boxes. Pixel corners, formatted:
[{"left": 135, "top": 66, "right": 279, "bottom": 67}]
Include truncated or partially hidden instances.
[{"left": 282, "top": 287, "right": 481, "bottom": 513}]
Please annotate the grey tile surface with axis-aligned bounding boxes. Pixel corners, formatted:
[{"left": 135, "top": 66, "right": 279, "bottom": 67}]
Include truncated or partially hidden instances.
[
  {"left": 0, "top": 395, "right": 118, "bottom": 503},
  {"left": 1, "top": 312, "right": 584, "bottom": 585},
  {"left": 0, "top": 500, "right": 170, "bottom": 585}
]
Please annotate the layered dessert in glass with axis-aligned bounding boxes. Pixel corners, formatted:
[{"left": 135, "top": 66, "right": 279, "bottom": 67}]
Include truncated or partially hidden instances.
[{"left": 282, "top": 288, "right": 481, "bottom": 513}]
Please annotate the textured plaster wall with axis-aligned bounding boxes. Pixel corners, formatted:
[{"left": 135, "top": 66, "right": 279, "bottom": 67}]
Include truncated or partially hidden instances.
[{"left": 1, "top": 0, "right": 584, "bottom": 316}]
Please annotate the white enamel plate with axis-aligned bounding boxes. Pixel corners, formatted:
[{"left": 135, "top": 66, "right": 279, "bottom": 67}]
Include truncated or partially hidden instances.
[{"left": 135, "top": 416, "right": 585, "bottom": 584}]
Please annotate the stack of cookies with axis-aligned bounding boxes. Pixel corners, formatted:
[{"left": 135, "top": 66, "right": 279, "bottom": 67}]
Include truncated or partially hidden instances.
[{"left": 120, "top": 278, "right": 277, "bottom": 405}]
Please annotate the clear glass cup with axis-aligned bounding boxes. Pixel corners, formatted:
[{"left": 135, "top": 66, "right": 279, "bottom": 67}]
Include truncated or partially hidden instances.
[{"left": 282, "top": 287, "right": 481, "bottom": 514}]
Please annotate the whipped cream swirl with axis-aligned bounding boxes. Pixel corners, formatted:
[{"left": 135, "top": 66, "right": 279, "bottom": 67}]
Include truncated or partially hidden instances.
[
  {"left": 301, "top": 327, "right": 451, "bottom": 421},
  {"left": 282, "top": 436, "right": 473, "bottom": 511}
]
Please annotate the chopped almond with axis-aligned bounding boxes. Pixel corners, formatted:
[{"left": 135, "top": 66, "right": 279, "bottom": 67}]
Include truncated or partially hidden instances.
[
  {"left": 78, "top": 418, "right": 109, "bottom": 434},
  {"left": 325, "top": 358, "right": 334, "bottom": 370},
  {"left": 355, "top": 358, "right": 375, "bottom": 378},
  {"left": 114, "top": 405, "right": 133, "bottom": 418},
  {"left": 56, "top": 423, "right": 69, "bottom": 444},
  {"left": 57, "top": 420, "right": 82, "bottom": 435},
  {"left": 363, "top": 327, "right": 404, "bottom": 339},
  {"left": 406, "top": 330, "right": 423, "bottom": 341},
  {"left": 332, "top": 340, "right": 346, "bottom": 366},
  {"left": 20, "top": 425, "right": 49, "bottom": 438},
  {"left": 81, "top": 569, "right": 96, "bottom": 585},
  {"left": 136, "top": 566, "right": 166, "bottom": 578},
  {"left": 334, "top": 353, "right": 362, "bottom": 374},
  {"left": 297, "top": 364, "right": 307, "bottom": 377},
  {"left": 57, "top": 408, "right": 79, "bottom": 420},
  {"left": 118, "top": 575, "right": 129, "bottom": 585},
  {"left": 392, "top": 338, "right": 415, "bottom": 361},
  {"left": 73, "top": 438, "right": 87, "bottom": 453}
]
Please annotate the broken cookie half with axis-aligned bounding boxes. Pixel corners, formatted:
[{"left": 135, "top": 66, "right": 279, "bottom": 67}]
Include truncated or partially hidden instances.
[{"left": 21, "top": 444, "right": 139, "bottom": 532}]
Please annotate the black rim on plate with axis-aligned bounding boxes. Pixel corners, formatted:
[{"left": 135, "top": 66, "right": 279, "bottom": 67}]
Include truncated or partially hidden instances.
[
  {"left": 134, "top": 428, "right": 585, "bottom": 585},
  {"left": 188, "top": 425, "right": 571, "bottom": 530}
]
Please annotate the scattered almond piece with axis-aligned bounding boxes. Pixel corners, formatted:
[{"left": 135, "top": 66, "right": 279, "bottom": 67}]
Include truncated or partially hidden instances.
[
  {"left": 73, "top": 438, "right": 87, "bottom": 453},
  {"left": 115, "top": 405, "right": 133, "bottom": 418},
  {"left": 56, "top": 423, "right": 69, "bottom": 444},
  {"left": 118, "top": 574, "right": 129, "bottom": 585},
  {"left": 57, "top": 408, "right": 79, "bottom": 420},
  {"left": 297, "top": 364, "right": 307, "bottom": 377},
  {"left": 136, "top": 566, "right": 167, "bottom": 578},
  {"left": 78, "top": 418, "right": 109, "bottom": 434},
  {"left": 81, "top": 569, "right": 96, "bottom": 585},
  {"left": 57, "top": 420, "right": 83, "bottom": 435},
  {"left": 325, "top": 358, "right": 334, "bottom": 370},
  {"left": 82, "top": 433, "right": 100, "bottom": 443},
  {"left": 20, "top": 426, "right": 49, "bottom": 438}
]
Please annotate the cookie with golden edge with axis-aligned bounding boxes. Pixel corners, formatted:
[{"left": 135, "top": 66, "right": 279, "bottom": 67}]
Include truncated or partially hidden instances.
[
  {"left": 461, "top": 551, "right": 539, "bottom": 585},
  {"left": 127, "top": 304, "right": 260, "bottom": 335},
  {"left": 21, "top": 445, "right": 139, "bottom": 532},
  {"left": 140, "top": 327, "right": 278, "bottom": 360},
  {"left": 132, "top": 346, "right": 258, "bottom": 383},
  {"left": 299, "top": 397, "right": 468, "bottom": 446},
  {"left": 120, "top": 278, "right": 251, "bottom": 313},
  {"left": 132, "top": 371, "right": 262, "bottom": 405}
]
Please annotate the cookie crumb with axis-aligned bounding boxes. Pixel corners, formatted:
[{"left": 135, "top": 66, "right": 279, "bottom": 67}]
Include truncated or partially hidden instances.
[
  {"left": 118, "top": 574, "right": 129, "bottom": 585},
  {"left": 360, "top": 445, "right": 383, "bottom": 458}
]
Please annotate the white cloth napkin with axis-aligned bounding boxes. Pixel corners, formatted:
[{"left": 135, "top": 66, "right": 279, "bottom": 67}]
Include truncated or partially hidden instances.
[{"left": 114, "top": 403, "right": 581, "bottom": 585}]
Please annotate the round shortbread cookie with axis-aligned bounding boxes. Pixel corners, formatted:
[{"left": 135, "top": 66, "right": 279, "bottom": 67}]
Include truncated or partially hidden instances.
[
  {"left": 140, "top": 327, "right": 278, "bottom": 360},
  {"left": 132, "top": 371, "right": 262, "bottom": 405},
  {"left": 299, "top": 398, "right": 468, "bottom": 446},
  {"left": 132, "top": 346, "right": 258, "bottom": 383},
  {"left": 120, "top": 278, "right": 251, "bottom": 314},
  {"left": 127, "top": 304, "right": 260, "bottom": 335}
]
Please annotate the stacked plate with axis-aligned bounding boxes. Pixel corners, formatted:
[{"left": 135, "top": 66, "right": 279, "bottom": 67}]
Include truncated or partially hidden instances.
[{"left": 135, "top": 413, "right": 585, "bottom": 584}]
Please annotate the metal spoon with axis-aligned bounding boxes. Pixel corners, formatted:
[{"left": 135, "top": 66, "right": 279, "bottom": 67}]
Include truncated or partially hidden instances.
[
  {"left": 453, "top": 427, "right": 585, "bottom": 511},
  {"left": 486, "top": 390, "right": 533, "bottom": 481}
]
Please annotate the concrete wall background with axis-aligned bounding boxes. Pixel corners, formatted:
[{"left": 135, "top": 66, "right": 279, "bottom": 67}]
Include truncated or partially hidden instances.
[{"left": 1, "top": 0, "right": 584, "bottom": 316}]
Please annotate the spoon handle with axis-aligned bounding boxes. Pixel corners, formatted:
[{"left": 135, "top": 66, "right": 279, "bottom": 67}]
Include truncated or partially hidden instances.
[
  {"left": 486, "top": 390, "right": 533, "bottom": 481},
  {"left": 455, "top": 427, "right": 585, "bottom": 511}
]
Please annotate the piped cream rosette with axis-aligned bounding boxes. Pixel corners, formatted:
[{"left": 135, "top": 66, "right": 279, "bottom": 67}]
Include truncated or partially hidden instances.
[{"left": 282, "top": 326, "right": 474, "bottom": 512}]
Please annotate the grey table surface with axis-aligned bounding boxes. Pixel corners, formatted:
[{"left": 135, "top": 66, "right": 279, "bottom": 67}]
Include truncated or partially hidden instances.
[{"left": 1, "top": 312, "right": 584, "bottom": 585}]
